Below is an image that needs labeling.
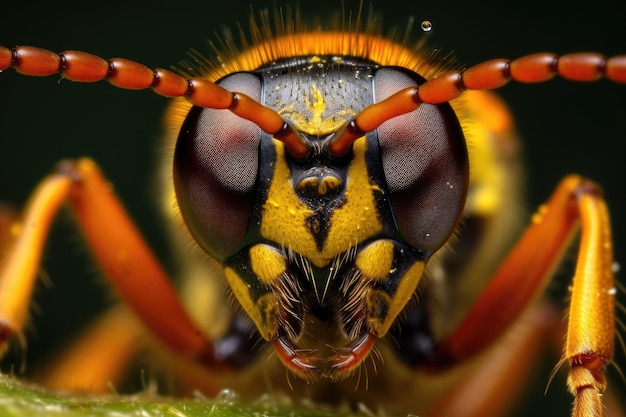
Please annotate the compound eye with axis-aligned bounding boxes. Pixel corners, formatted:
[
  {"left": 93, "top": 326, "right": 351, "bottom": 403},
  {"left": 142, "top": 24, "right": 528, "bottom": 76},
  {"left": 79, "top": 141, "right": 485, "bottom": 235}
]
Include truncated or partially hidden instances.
[
  {"left": 174, "top": 72, "right": 262, "bottom": 260},
  {"left": 374, "top": 67, "right": 469, "bottom": 255}
]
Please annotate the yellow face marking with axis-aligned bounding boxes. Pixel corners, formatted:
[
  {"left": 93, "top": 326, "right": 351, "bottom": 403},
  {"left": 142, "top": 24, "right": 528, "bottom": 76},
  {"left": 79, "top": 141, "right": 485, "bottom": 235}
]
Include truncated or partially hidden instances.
[
  {"left": 277, "top": 84, "right": 356, "bottom": 135},
  {"left": 298, "top": 177, "right": 319, "bottom": 192},
  {"left": 367, "top": 261, "right": 425, "bottom": 337},
  {"left": 355, "top": 240, "right": 395, "bottom": 280},
  {"left": 297, "top": 176, "right": 342, "bottom": 196},
  {"left": 318, "top": 177, "right": 341, "bottom": 195},
  {"left": 249, "top": 244, "right": 287, "bottom": 284},
  {"left": 261, "top": 138, "right": 383, "bottom": 268},
  {"left": 255, "top": 293, "right": 280, "bottom": 340},
  {"left": 309, "top": 86, "right": 326, "bottom": 131},
  {"left": 224, "top": 267, "right": 278, "bottom": 341}
]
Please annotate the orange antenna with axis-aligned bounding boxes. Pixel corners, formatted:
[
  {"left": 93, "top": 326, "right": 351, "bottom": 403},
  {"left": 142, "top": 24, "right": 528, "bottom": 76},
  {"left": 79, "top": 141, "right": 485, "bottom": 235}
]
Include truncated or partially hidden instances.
[
  {"left": 329, "top": 52, "right": 626, "bottom": 157},
  {"left": 0, "top": 45, "right": 309, "bottom": 160}
]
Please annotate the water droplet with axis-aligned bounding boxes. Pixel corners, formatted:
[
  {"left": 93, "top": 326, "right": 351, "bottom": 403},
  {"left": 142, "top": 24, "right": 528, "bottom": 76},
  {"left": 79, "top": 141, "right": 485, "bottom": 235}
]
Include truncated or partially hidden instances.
[
  {"left": 216, "top": 388, "right": 239, "bottom": 404},
  {"left": 421, "top": 20, "right": 433, "bottom": 32}
]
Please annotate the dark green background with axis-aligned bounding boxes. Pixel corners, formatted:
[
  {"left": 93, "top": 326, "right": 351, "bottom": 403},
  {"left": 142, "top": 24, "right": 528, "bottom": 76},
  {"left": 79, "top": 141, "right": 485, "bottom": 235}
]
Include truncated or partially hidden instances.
[{"left": 0, "top": 1, "right": 624, "bottom": 415}]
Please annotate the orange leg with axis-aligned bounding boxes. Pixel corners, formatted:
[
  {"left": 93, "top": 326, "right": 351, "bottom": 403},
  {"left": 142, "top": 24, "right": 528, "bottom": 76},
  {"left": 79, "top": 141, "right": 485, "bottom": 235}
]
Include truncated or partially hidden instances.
[
  {"left": 0, "top": 158, "right": 230, "bottom": 375},
  {"left": 0, "top": 172, "right": 71, "bottom": 352},
  {"left": 429, "top": 302, "right": 563, "bottom": 417},
  {"left": 434, "top": 175, "right": 615, "bottom": 417}
]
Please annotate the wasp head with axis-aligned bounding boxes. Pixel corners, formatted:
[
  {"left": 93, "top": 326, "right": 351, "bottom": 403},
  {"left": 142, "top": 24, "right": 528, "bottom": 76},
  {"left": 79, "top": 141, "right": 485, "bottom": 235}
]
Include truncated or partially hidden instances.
[{"left": 173, "top": 56, "right": 468, "bottom": 381}]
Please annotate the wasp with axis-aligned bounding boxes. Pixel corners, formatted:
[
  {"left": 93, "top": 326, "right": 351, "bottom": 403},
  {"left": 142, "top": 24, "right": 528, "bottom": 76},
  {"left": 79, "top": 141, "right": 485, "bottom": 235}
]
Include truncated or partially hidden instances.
[{"left": 0, "top": 2, "right": 624, "bottom": 417}]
